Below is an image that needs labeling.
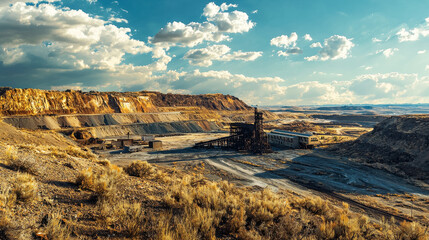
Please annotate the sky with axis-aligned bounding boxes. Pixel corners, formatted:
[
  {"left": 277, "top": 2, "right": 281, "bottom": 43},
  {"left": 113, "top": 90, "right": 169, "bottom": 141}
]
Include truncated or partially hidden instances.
[{"left": 0, "top": 0, "right": 429, "bottom": 105}]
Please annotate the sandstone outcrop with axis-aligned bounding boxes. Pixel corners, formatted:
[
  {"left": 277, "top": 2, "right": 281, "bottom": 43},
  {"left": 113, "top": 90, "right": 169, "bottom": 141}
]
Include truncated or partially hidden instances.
[{"left": 0, "top": 87, "right": 250, "bottom": 116}]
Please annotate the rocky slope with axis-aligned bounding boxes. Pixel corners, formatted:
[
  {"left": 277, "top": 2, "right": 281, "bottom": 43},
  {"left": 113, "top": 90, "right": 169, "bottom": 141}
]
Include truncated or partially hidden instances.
[
  {"left": 333, "top": 115, "right": 429, "bottom": 182},
  {"left": 0, "top": 87, "right": 250, "bottom": 116}
]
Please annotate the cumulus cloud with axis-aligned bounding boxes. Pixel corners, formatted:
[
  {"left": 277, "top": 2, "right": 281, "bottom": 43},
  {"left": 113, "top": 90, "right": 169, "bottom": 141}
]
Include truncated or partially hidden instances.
[
  {"left": 426, "top": 65, "right": 429, "bottom": 71},
  {"left": 0, "top": 2, "right": 151, "bottom": 70},
  {"left": 396, "top": 17, "right": 429, "bottom": 42},
  {"left": 183, "top": 44, "right": 262, "bottom": 67},
  {"left": 304, "top": 34, "right": 312, "bottom": 41},
  {"left": 310, "top": 42, "right": 322, "bottom": 48},
  {"left": 306, "top": 35, "right": 354, "bottom": 61},
  {"left": 277, "top": 48, "right": 303, "bottom": 57},
  {"left": 417, "top": 50, "right": 426, "bottom": 54},
  {"left": 270, "top": 33, "right": 303, "bottom": 56},
  {"left": 376, "top": 48, "right": 399, "bottom": 58},
  {"left": 109, "top": 17, "right": 128, "bottom": 23},
  {"left": 152, "top": 2, "right": 254, "bottom": 47},
  {"left": 0, "top": 0, "right": 57, "bottom": 7},
  {"left": 348, "top": 73, "right": 420, "bottom": 101},
  {"left": 304, "top": 55, "right": 319, "bottom": 61},
  {"left": 270, "top": 32, "right": 298, "bottom": 48}
]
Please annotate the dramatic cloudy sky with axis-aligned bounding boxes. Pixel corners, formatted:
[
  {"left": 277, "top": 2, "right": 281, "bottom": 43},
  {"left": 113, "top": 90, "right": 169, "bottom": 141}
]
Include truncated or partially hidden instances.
[{"left": 1, "top": 0, "right": 429, "bottom": 105}]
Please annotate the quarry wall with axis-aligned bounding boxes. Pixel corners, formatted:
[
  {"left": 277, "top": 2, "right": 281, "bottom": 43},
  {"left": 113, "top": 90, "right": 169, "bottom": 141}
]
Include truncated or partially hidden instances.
[{"left": 0, "top": 87, "right": 250, "bottom": 116}]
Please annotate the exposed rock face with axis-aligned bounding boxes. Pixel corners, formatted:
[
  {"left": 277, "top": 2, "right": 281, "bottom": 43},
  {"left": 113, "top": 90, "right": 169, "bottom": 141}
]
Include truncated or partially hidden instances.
[
  {"left": 0, "top": 88, "right": 250, "bottom": 116},
  {"left": 334, "top": 116, "right": 429, "bottom": 182}
]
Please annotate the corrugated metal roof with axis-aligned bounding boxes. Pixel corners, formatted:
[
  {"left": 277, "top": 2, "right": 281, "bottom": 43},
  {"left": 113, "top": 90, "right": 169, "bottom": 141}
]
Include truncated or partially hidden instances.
[{"left": 270, "top": 129, "right": 312, "bottom": 137}]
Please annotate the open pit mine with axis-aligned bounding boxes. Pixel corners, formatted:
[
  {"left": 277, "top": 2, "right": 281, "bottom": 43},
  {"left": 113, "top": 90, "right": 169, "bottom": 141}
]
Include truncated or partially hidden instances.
[{"left": 0, "top": 87, "right": 428, "bottom": 239}]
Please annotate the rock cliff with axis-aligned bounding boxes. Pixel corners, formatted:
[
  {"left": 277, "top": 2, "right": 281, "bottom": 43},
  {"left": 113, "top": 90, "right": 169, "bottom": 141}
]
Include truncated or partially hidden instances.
[
  {"left": 334, "top": 116, "right": 429, "bottom": 182},
  {"left": 0, "top": 87, "right": 251, "bottom": 116}
]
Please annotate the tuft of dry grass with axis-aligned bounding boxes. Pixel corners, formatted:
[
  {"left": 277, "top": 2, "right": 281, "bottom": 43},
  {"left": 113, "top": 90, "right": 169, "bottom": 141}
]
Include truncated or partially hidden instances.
[
  {"left": 75, "top": 168, "right": 94, "bottom": 190},
  {"left": 98, "top": 199, "right": 148, "bottom": 237},
  {"left": 13, "top": 173, "right": 38, "bottom": 202},
  {"left": 43, "top": 212, "right": 71, "bottom": 240},
  {"left": 76, "top": 164, "right": 122, "bottom": 202},
  {"left": 0, "top": 184, "right": 16, "bottom": 209},
  {"left": 4, "top": 145, "right": 18, "bottom": 163},
  {"left": 6, "top": 155, "right": 39, "bottom": 175},
  {"left": 124, "top": 161, "right": 156, "bottom": 178}
]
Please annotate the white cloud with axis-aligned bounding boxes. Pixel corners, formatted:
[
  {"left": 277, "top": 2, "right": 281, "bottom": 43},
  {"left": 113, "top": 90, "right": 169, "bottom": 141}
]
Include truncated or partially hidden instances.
[
  {"left": 396, "top": 18, "right": 429, "bottom": 42},
  {"left": 270, "top": 32, "right": 298, "bottom": 48},
  {"left": 277, "top": 48, "right": 302, "bottom": 57},
  {"left": 87, "top": 0, "right": 97, "bottom": 3},
  {"left": 417, "top": 50, "right": 426, "bottom": 54},
  {"left": 312, "top": 71, "right": 343, "bottom": 77},
  {"left": 304, "top": 34, "right": 312, "bottom": 41},
  {"left": 426, "top": 65, "right": 429, "bottom": 71},
  {"left": 109, "top": 17, "right": 128, "bottom": 24},
  {"left": 0, "top": 2, "right": 151, "bottom": 70},
  {"left": 304, "top": 55, "right": 319, "bottom": 61},
  {"left": 372, "top": 37, "right": 382, "bottom": 43},
  {"left": 306, "top": 35, "right": 354, "bottom": 61},
  {"left": 183, "top": 44, "right": 262, "bottom": 67},
  {"left": 252, "top": 10, "right": 258, "bottom": 14},
  {"left": 152, "top": 2, "right": 254, "bottom": 47},
  {"left": 310, "top": 42, "right": 322, "bottom": 48},
  {"left": 376, "top": 48, "right": 398, "bottom": 58},
  {"left": 348, "top": 73, "right": 422, "bottom": 102},
  {"left": 220, "top": 3, "right": 237, "bottom": 11},
  {"left": 0, "top": 0, "right": 57, "bottom": 7}
]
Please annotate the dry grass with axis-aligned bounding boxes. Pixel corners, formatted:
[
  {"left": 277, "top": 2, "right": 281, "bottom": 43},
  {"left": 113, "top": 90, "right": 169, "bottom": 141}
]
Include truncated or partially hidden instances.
[
  {"left": 0, "top": 184, "right": 16, "bottom": 209},
  {"left": 157, "top": 173, "right": 429, "bottom": 240},
  {"left": 76, "top": 164, "right": 122, "bottom": 202},
  {"left": 13, "top": 173, "right": 38, "bottom": 202},
  {"left": 75, "top": 168, "right": 94, "bottom": 190},
  {"left": 6, "top": 155, "right": 39, "bottom": 175},
  {"left": 43, "top": 212, "right": 71, "bottom": 240},
  {"left": 124, "top": 160, "right": 156, "bottom": 178},
  {"left": 98, "top": 199, "right": 148, "bottom": 237}
]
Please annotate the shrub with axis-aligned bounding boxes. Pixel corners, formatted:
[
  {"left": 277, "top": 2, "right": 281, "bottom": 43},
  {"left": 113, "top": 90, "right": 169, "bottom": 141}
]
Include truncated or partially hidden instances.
[
  {"left": 0, "top": 184, "right": 16, "bottom": 209},
  {"left": 98, "top": 199, "right": 147, "bottom": 237},
  {"left": 4, "top": 145, "right": 18, "bottom": 163},
  {"left": 76, "top": 165, "right": 122, "bottom": 202},
  {"left": 65, "top": 146, "right": 96, "bottom": 160},
  {"left": 44, "top": 212, "right": 71, "bottom": 240},
  {"left": 75, "top": 168, "right": 94, "bottom": 190},
  {"left": 6, "top": 155, "right": 39, "bottom": 175},
  {"left": 125, "top": 161, "right": 156, "bottom": 178},
  {"left": 13, "top": 173, "right": 38, "bottom": 202},
  {"left": 395, "top": 221, "right": 428, "bottom": 240}
]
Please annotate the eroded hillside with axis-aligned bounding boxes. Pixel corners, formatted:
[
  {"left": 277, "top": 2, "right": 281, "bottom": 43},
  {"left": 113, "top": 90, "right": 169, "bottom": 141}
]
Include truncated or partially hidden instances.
[
  {"left": 333, "top": 115, "right": 429, "bottom": 183},
  {"left": 0, "top": 87, "right": 250, "bottom": 116}
]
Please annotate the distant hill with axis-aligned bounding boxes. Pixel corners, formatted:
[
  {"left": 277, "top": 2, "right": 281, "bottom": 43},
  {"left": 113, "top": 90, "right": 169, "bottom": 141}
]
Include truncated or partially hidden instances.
[
  {"left": 333, "top": 115, "right": 429, "bottom": 183},
  {"left": 0, "top": 87, "right": 251, "bottom": 116},
  {"left": 316, "top": 106, "right": 373, "bottom": 111}
]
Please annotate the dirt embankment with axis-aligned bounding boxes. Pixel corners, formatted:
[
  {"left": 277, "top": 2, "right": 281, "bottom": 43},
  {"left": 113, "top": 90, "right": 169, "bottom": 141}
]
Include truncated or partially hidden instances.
[
  {"left": 0, "top": 87, "right": 251, "bottom": 116},
  {"left": 333, "top": 115, "right": 429, "bottom": 182}
]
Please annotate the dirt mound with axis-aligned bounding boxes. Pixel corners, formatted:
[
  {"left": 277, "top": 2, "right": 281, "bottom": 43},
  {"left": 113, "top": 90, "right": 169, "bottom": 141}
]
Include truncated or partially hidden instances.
[
  {"left": 0, "top": 88, "right": 251, "bottom": 116},
  {"left": 332, "top": 115, "right": 429, "bottom": 182}
]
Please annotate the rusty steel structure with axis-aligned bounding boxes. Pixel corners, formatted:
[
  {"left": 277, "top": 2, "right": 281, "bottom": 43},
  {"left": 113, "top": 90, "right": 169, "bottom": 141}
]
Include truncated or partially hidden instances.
[{"left": 194, "top": 108, "right": 272, "bottom": 154}]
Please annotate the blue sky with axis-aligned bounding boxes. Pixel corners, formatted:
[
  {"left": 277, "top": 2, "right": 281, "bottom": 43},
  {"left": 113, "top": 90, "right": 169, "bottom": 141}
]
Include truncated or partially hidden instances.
[{"left": 0, "top": 0, "right": 429, "bottom": 105}]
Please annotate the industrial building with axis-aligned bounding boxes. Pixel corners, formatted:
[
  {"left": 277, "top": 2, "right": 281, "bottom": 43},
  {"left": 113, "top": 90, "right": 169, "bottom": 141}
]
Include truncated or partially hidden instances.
[
  {"left": 267, "top": 130, "right": 320, "bottom": 149},
  {"left": 194, "top": 108, "right": 272, "bottom": 154}
]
